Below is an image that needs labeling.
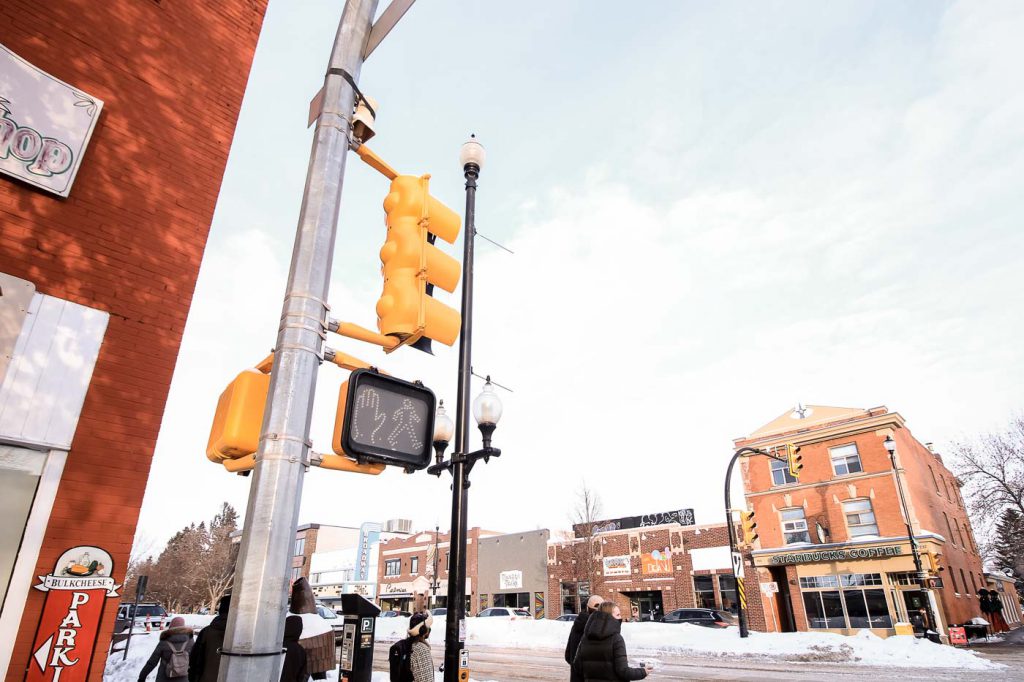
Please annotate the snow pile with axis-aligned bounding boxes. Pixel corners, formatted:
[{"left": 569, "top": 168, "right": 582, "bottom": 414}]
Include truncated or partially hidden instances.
[{"left": 373, "top": 617, "right": 1002, "bottom": 671}]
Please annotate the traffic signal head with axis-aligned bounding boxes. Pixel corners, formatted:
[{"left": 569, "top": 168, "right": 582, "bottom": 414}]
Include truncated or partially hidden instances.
[
  {"left": 377, "top": 174, "right": 461, "bottom": 352},
  {"left": 740, "top": 511, "right": 759, "bottom": 545},
  {"left": 787, "top": 443, "right": 803, "bottom": 478},
  {"left": 206, "top": 368, "right": 269, "bottom": 462},
  {"left": 333, "top": 369, "right": 437, "bottom": 471}
]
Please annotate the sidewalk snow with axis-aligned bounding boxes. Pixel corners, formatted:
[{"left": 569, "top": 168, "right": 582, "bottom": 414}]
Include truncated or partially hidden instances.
[{"left": 373, "top": 617, "right": 1003, "bottom": 671}]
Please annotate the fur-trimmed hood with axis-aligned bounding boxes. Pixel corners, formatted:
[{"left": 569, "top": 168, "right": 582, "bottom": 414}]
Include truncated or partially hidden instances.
[{"left": 160, "top": 625, "right": 194, "bottom": 641}]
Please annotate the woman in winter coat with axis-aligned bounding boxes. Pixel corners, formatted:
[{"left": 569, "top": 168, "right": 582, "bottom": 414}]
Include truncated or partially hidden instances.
[
  {"left": 280, "top": 615, "right": 309, "bottom": 682},
  {"left": 573, "top": 602, "right": 650, "bottom": 682},
  {"left": 139, "top": 616, "right": 194, "bottom": 681},
  {"left": 408, "top": 612, "right": 435, "bottom": 682}
]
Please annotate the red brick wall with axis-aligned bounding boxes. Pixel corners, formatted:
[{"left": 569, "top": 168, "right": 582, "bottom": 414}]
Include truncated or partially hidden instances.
[
  {"left": 377, "top": 529, "right": 488, "bottom": 614},
  {"left": 547, "top": 524, "right": 758, "bottom": 621},
  {"left": 0, "top": 1, "right": 266, "bottom": 679}
]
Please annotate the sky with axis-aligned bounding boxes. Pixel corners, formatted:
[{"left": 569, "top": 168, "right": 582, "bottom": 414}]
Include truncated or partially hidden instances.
[{"left": 134, "top": 0, "right": 1024, "bottom": 553}]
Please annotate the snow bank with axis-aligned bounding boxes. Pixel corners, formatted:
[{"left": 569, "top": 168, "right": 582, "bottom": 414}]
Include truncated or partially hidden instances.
[{"left": 373, "top": 617, "right": 1001, "bottom": 671}]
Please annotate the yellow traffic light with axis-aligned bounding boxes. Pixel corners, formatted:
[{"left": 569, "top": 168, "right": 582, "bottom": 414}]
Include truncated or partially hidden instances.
[
  {"left": 786, "top": 443, "right": 803, "bottom": 479},
  {"left": 377, "top": 174, "right": 461, "bottom": 351},
  {"left": 206, "top": 368, "right": 270, "bottom": 462},
  {"left": 740, "top": 511, "right": 759, "bottom": 545}
]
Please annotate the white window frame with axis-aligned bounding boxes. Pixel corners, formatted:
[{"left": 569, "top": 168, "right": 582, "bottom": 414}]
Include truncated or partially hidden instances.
[
  {"left": 385, "top": 559, "right": 401, "bottom": 577},
  {"left": 829, "top": 443, "right": 863, "bottom": 477},
  {"left": 0, "top": 448, "right": 67, "bottom": 680},
  {"left": 780, "top": 507, "right": 811, "bottom": 545},
  {"left": 771, "top": 458, "right": 797, "bottom": 487},
  {"left": 843, "top": 499, "right": 879, "bottom": 537}
]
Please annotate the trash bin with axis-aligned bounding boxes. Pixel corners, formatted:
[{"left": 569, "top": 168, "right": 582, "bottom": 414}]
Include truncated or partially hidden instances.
[{"left": 339, "top": 594, "right": 381, "bottom": 682}]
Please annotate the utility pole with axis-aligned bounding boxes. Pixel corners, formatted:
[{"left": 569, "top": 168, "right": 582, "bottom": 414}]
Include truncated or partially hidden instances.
[{"left": 218, "top": 1, "right": 379, "bottom": 679}]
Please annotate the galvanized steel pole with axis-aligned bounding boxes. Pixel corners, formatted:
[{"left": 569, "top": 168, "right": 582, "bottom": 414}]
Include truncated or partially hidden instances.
[{"left": 218, "top": 1, "right": 379, "bottom": 679}]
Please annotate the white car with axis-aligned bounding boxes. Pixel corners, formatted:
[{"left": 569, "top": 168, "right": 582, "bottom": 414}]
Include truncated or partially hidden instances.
[{"left": 477, "top": 607, "right": 531, "bottom": 620}]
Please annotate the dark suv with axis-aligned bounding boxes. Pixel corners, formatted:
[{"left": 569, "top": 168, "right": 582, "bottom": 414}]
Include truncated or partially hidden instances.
[{"left": 660, "top": 608, "right": 735, "bottom": 627}]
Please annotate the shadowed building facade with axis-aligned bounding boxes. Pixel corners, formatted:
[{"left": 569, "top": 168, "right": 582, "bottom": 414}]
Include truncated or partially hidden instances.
[{"left": 0, "top": 1, "right": 266, "bottom": 678}]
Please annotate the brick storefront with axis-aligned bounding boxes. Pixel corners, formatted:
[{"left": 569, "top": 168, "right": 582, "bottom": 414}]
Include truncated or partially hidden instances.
[
  {"left": 547, "top": 521, "right": 760, "bottom": 623},
  {"left": 0, "top": 1, "right": 266, "bottom": 679},
  {"left": 737, "top": 405, "right": 988, "bottom": 639}
]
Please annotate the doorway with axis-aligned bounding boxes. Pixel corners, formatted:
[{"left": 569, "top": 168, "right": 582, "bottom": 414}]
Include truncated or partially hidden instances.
[
  {"left": 768, "top": 566, "right": 797, "bottom": 632},
  {"left": 624, "top": 590, "right": 663, "bottom": 622}
]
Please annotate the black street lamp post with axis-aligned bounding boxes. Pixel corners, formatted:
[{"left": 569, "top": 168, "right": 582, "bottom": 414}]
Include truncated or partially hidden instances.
[
  {"left": 428, "top": 135, "right": 503, "bottom": 682},
  {"left": 884, "top": 435, "right": 938, "bottom": 637}
]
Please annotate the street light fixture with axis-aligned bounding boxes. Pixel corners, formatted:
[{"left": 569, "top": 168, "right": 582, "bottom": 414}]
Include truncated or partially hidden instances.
[
  {"left": 427, "top": 135, "right": 504, "bottom": 682},
  {"left": 884, "top": 435, "right": 938, "bottom": 638},
  {"left": 433, "top": 401, "right": 455, "bottom": 465}
]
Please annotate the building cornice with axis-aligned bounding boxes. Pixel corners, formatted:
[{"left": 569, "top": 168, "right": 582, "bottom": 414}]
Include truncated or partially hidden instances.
[{"left": 736, "top": 412, "right": 905, "bottom": 449}]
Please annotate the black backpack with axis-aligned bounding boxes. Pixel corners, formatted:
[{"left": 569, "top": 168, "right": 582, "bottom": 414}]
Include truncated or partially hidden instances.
[{"left": 388, "top": 637, "right": 414, "bottom": 682}]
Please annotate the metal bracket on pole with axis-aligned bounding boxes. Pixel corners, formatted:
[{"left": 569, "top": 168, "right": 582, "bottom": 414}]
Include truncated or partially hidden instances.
[{"left": 363, "top": 0, "right": 418, "bottom": 60}]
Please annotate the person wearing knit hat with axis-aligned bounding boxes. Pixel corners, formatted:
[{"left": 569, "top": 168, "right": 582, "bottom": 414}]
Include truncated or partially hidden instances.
[
  {"left": 138, "top": 615, "right": 193, "bottom": 681},
  {"left": 564, "top": 595, "right": 604, "bottom": 682},
  {"left": 407, "top": 612, "right": 435, "bottom": 682}
]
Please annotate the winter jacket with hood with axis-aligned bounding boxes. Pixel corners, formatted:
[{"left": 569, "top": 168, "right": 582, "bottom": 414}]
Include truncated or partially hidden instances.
[
  {"left": 564, "top": 609, "right": 591, "bottom": 682},
  {"left": 572, "top": 611, "right": 646, "bottom": 682},
  {"left": 280, "top": 615, "right": 310, "bottom": 682},
  {"left": 188, "top": 596, "right": 230, "bottom": 682},
  {"left": 138, "top": 626, "right": 194, "bottom": 681}
]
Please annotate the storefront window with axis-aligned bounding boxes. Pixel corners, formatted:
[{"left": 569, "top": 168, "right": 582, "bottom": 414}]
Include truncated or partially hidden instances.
[
  {"left": 1, "top": 446, "right": 45, "bottom": 610},
  {"left": 561, "top": 581, "right": 588, "bottom": 615},
  {"left": 718, "top": 575, "right": 738, "bottom": 614},
  {"left": 493, "top": 592, "right": 530, "bottom": 608},
  {"left": 694, "top": 576, "right": 715, "bottom": 608},
  {"left": 801, "top": 573, "right": 893, "bottom": 629}
]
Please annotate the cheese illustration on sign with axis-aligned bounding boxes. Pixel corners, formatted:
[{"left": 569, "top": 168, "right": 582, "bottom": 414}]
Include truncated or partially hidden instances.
[{"left": 28, "top": 546, "right": 119, "bottom": 682}]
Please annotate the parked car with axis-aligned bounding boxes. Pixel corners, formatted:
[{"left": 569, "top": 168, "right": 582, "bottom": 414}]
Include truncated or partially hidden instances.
[
  {"left": 379, "top": 610, "right": 411, "bottom": 618},
  {"left": 114, "top": 603, "right": 169, "bottom": 633},
  {"left": 660, "top": 608, "right": 735, "bottom": 627},
  {"left": 430, "top": 607, "right": 447, "bottom": 617},
  {"left": 555, "top": 613, "right": 578, "bottom": 622},
  {"left": 315, "top": 602, "right": 344, "bottom": 644},
  {"left": 477, "top": 607, "right": 531, "bottom": 620}
]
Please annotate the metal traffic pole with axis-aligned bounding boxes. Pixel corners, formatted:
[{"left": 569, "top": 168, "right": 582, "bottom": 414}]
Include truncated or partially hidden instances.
[{"left": 218, "top": 1, "right": 379, "bottom": 679}]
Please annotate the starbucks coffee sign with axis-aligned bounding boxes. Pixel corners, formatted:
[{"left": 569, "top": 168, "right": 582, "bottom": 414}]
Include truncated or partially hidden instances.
[{"left": 770, "top": 545, "right": 902, "bottom": 565}]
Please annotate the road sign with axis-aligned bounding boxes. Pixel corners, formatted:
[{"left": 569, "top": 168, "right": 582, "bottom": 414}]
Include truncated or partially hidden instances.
[
  {"left": 731, "top": 551, "right": 745, "bottom": 579},
  {"left": 336, "top": 369, "right": 436, "bottom": 470},
  {"left": 760, "top": 581, "right": 778, "bottom": 595}
]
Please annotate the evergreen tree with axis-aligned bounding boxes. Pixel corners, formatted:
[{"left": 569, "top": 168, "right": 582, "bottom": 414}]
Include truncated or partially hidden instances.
[{"left": 994, "top": 508, "right": 1024, "bottom": 599}]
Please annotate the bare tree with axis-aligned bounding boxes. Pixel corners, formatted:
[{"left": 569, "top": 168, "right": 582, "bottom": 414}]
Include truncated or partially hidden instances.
[
  {"left": 568, "top": 481, "right": 604, "bottom": 600},
  {"left": 951, "top": 414, "right": 1024, "bottom": 561}
]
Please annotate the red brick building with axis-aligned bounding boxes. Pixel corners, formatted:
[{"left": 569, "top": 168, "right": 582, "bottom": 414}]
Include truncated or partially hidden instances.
[
  {"left": 736, "top": 405, "right": 986, "bottom": 639},
  {"left": 546, "top": 515, "right": 764, "bottom": 626},
  {"left": 0, "top": 1, "right": 266, "bottom": 679},
  {"left": 376, "top": 528, "right": 498, "bottom": 615}
]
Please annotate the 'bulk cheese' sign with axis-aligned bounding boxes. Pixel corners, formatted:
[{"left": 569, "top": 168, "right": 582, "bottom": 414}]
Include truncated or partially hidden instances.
[{"left": 27, "top": 546, "right": 119, "bottom": 682}]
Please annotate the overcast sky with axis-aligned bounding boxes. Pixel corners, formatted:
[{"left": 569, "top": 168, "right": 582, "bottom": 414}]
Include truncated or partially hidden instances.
[{"left": 135, "top": 0, "right": 1023, "bottom": 552}]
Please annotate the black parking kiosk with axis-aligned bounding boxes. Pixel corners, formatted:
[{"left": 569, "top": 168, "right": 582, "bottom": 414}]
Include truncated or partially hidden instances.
[{"left": 339, "top": 594, "right": 381, "bottom": 682}]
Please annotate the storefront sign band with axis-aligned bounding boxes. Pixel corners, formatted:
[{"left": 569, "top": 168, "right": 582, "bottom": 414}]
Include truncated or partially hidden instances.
[{"left": 770, "top": 545, "right": 902, "bottom": 565}]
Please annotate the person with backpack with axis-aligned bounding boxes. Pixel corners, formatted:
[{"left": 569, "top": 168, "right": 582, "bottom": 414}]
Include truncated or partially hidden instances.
[
  {"left": 138, "top": 615, "right": 194, "bottom": 681},
  {"left": 389, "top": 612, "right": 434, "bottom": 682}
]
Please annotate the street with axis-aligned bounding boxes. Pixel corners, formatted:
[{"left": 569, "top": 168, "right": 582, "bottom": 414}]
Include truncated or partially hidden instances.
[{"left": 363, "top": 629, "right": 1024, "bottom": 682}]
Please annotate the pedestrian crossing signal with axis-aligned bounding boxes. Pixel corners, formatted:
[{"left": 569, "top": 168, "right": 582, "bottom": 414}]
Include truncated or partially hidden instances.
[
  {"left": 786, "top": 443, "right": 803, "bottom": 479},
  {"left": 333, "top": 369, "right": 436, "bottom": 471}
]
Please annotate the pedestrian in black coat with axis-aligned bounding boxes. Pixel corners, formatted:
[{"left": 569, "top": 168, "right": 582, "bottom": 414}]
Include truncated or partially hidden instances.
[
  {"left": 189, "top": 595, "right": 230, "bottom": 682},
  {"left": 573, "top": 603, "right": 649, "bottom": 682},
  {"left": 565, "top": 596, "right": 603, "bottom": 682},
  {"left": 280, "top": 615, "right": 309, "bottom": 682}
]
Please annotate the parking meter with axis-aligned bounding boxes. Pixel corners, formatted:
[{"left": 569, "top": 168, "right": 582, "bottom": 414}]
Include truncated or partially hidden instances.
[{"left": 339, "top": 594, "right": 381, "bottom": 682}]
